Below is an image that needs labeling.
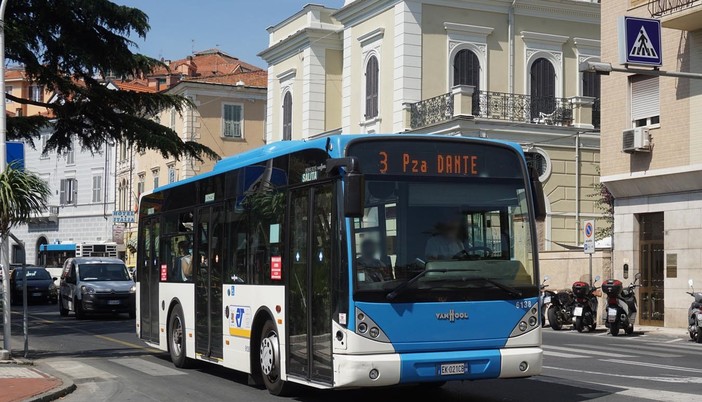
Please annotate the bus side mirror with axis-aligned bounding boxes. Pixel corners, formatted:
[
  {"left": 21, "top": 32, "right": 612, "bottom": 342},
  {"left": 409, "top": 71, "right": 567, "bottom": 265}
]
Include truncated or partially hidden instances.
[
  {"left": 327, "top": 157, "right": 365, "bottom": 218},
  {"left": 529, "top": 167, "right": 547, "bottom": 221}
]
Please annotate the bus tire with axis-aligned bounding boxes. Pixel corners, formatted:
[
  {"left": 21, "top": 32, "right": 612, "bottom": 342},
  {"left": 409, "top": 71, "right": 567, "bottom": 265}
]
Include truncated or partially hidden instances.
[
  {"left": 259, "top": 319, "right": 291, "bottom": 396},
  {"left": 168, "top": 304, "right": 192, "bottom": 368}
]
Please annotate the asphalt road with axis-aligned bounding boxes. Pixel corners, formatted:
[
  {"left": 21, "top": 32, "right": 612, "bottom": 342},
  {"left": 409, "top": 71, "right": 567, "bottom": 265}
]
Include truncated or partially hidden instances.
[{"left": 6, "top": 303, "right": 702, "bottom": 402}]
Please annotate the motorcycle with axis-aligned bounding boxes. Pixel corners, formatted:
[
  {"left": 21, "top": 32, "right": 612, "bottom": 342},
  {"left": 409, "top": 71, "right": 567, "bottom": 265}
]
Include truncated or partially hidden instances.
[
  {"left": 547, "top": 287, "right": 575, "bottom": 331},
  {"left": 686, "top": 279, "right": 702, "bottom": 343},
  {"left": 602, "top": 273, "right": 639, "bottom": 336},
  {"left": 540, "top": 276, "right": 554, "bottom": 327},
  {"left": 571, "top": 276, "right": 600, "bottom": 333}
]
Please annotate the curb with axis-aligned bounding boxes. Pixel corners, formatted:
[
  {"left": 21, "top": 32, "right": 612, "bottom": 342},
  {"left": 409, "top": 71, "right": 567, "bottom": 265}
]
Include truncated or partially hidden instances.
[{"left": 25, "top": 361, "right": 77, "bottom": 402}]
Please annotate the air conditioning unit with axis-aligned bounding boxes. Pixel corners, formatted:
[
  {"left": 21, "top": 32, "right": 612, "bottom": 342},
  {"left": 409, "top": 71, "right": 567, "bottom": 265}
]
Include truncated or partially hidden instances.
[{"left": 622, "top": 127, "right": 651, "bottom": 153}]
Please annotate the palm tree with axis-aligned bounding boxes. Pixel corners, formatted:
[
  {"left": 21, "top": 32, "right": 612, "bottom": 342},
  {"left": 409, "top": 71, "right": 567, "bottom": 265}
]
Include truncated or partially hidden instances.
[{"left": 1, "top": 163, "right": 50, "bottom": 351}]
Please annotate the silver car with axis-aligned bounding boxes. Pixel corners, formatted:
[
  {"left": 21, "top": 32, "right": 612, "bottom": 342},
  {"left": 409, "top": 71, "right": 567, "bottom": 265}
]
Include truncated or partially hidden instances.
[{"left": 58, "top": 257, "right": 136, "bottom": 319}]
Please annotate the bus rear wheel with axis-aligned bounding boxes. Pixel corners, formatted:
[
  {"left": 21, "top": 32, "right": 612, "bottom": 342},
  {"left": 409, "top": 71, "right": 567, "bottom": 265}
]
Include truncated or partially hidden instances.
[
  {"left": 169, "top": 304, "right": 192, "bottom": 368},
  {"left": 259, "top": 319, "right": 291, "bottom": 396}
]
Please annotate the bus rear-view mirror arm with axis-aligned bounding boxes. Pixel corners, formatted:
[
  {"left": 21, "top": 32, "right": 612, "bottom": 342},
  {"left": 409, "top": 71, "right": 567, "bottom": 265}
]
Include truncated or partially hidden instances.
[
  {"left": 327, "top": 157, "right": 365, "bottom": 218},
  {"left": 529, "top": 167, "right": 547, "bottom": 222}
]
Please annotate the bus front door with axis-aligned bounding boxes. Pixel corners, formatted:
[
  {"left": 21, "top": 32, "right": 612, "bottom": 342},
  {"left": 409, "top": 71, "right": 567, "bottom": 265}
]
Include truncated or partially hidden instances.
[
  {"left": 287, "top": 184, "right": 334, "bottom": 384},
  {"left": 195, "top": 205, "right": 225, "bottom": 359},
  {"left": 139, "top": 218, "right": 160, "bottom": 342}
]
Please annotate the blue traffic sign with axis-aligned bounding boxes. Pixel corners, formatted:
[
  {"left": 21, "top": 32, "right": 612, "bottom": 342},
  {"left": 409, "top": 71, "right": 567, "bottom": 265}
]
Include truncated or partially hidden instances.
[
  {"left": 6, "top": 141, "right": 24, "bottom": 170},
  {"left": 618, "top": 16, "right": 662, "bottom": 67},
  {"left": 585, "top": 222, "right": 593, "bottom": 238}
]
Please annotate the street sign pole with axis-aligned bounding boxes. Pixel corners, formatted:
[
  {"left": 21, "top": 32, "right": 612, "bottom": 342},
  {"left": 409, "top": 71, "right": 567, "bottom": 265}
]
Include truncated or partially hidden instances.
[{"left": 583, "top": 220, "right": 596, "bottom": 285}]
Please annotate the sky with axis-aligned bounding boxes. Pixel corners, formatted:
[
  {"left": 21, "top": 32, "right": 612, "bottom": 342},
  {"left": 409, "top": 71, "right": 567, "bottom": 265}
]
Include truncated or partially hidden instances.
[{"left": 114, "top": 0, "right": 345, "bottom": 69}]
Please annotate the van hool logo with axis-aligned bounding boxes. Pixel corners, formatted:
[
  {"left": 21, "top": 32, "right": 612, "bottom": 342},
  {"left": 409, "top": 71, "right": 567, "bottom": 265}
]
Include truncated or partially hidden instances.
[{"left": 436, "top": 309, "right": 468, "bottom": 322}]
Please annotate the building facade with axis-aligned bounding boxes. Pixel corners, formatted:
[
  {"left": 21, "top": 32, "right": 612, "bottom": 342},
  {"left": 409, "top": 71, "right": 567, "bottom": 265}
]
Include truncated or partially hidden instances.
[
  {"left": 120, "top": 70, "right": 268, "bottom": 267},
  {"left": 260, "top": 0, "right": 603, "bottom": 251},
  {"left": 600, "top": 0, "right": 702, "bottom": 328}
]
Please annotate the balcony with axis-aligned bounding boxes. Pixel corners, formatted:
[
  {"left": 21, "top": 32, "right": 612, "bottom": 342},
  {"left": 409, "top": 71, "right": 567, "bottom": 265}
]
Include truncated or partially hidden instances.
[
  {"left": 649, "top": 0, "right": 702, "bottom": 30},
  {"left": 405, "top": 85, "right": 599, "bottom": 131},
  {"left": 29, "top": 205, "right": 59, "bottom": 224}
]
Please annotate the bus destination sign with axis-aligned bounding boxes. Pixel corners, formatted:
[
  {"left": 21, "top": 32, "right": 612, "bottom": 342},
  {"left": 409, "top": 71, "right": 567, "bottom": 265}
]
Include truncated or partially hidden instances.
[{"left": 348, "top": 139, "right": 522, "bottom": 179}]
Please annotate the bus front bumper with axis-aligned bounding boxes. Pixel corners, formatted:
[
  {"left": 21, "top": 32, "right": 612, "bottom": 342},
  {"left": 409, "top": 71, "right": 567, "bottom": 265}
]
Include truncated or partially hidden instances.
[{"left": 332, "top": 347, "right": 542, "bottom": 388}]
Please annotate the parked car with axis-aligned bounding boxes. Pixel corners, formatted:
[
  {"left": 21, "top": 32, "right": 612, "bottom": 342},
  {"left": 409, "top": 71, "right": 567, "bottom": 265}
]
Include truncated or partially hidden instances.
[
  {"left": 10, "top": 266, "right": 58, "bottom": 304},
  {"left": 59, "top": 257, "right": 136, "bottom": 319}
]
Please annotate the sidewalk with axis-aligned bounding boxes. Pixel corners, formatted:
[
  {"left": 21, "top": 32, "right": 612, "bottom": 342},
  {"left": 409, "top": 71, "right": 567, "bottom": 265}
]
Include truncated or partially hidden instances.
[{"left": 0, "top": 355, "right": 75, "bottom": 402}]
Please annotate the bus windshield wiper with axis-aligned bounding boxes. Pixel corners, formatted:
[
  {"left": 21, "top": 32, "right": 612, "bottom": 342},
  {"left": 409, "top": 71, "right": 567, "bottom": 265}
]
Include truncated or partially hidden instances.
[
  {"left": 385, "top": 267, "right": 477, "bottom": 301},
  {"left": 467, "top": 277, "right": 523, "bottom": 298}
]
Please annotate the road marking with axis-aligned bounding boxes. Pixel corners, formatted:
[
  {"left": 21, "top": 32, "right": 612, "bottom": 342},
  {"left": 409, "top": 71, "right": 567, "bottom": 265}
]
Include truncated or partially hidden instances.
[
  {"left": 535, "top": 375, "right": 701, "bottom": 402},
  {"left": 665, "top": 338, "right": 682, "bottom": 343},
  {"left": 543, "top": 350, "right": 588, "bottom": 359},
  {"left": 544, "top": 345, "right": 633, "bottom": 358},
  {"left": 565, "top": 343, "right": 681, "bottom": 358},
  {"left": 599, "top": 359, "right": 702, "bottom": 375},
  {"left": 0, "top": 367, "right": 44, "bottom": 379},
  {"left": 109, "top": 358, "right": 186, "bottom": 377},
  {"left": 45, "top": 360, "right": 116, "bottom": 380},
  {"left": 543, "top": 365, "right": 702, "bottom": 384},
  {"left": 643, "top": 342, "right": 702, "bottom": 351}
]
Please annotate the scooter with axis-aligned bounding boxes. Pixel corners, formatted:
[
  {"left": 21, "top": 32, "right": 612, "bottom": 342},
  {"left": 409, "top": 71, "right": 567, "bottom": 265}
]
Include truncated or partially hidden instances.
[
  {"left": 540, "top": 276, "right": 554, "bottom": 327},
  {"left": 686, "top": 279, "right": 702, "bottom": 343},
  {"left": 547, "top": 287, "right": 575, "bottom": 331},
  {"left": 571, "top": 276, "right": 600, "bottom": 333},
  {"left": 602, "top": 273, "right": 640, "bottom": 336}
]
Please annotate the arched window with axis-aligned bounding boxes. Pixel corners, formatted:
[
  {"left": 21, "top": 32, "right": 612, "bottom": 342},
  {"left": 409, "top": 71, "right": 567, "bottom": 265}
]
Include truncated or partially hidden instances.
[
  {"left": 530, "top": 58, "right": 556, "bottom": 120},
  {"left": 453, "top": 49, "right": 480, "bottom": 89},
  {"left": 282, "top": 91, "right": 292, "bottom": 141},
  {"left": 453, "top": 49, "right": 481, "bottom": 115},
  {"left": 365, "top": 56, "right": 379, "bottom": 119}
]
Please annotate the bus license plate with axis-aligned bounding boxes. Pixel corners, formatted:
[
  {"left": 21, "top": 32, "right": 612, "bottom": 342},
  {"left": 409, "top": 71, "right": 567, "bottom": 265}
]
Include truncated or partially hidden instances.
[
  {"left": 573, "top": 306, "right": 583, "bottom": 317},
  {"left": 32, "top": 292, "right": 42, "bottom": 297},
  {"left": 543, "top": 296, "right": 551, "bottom": 304},
  {"left": 440, "top": 363, "right": 465, "bottom": 376},
  {"left": 107, "top": 300, "right": 121, "bottom": 305}
]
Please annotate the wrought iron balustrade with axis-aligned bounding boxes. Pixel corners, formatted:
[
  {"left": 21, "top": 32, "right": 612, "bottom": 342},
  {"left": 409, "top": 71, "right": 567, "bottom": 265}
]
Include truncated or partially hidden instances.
[
  {"left": 474, "top": 91, "right": 574, "bottom": 126},
  {"left": 649, "top": 0, "right": 700, "bottom": 17},
  {"left": 592, "top": 98, "right": 601, "bottom": 129},
  {"left": 409, "top": 93, "right": 453, "bottom": 129}
]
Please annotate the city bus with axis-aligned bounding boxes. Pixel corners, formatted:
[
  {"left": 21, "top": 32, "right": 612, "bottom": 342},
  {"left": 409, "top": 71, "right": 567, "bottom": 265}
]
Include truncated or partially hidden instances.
[{"left": 136, "top": 134, "right": 546, "bottom": 395}]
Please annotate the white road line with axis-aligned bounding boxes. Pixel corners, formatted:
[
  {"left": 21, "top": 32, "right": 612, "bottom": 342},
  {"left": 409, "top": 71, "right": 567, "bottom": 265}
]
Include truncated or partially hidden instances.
[
  {"left": 45, "top": 360, "right": 116, "bottom": 380},
  {"left": 544, "top": 345, "right": 634, "bottom": 358},
  {"left": 0, "top": 367, "right": 44, "bottom": 379},
  {"left": 599, "top": 359, "right": 702, "bottom": 375},
  {"left": 564, "top": 343, "right": 681, "bottom": 358},
  {"left": 665, "top": 338, "right": 682, "bottom": 343},
  {"left": 534, "top": 375, "right": 701, "bottom": 402},
  {"left": 643, "top": 342, "right": 702, "bottom": 351},
  {"left": 543, "top": 350, "right": 589, "bottom": 359},
  {"left": 543, "top": 365, "right": 702, "bottom": 384},
  {"left": 109, "top": 358, "right": 186, "bottom": 376}
]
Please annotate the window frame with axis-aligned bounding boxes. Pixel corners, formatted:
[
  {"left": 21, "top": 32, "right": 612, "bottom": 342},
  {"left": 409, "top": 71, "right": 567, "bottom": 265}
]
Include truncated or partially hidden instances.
[
  {"left": 60, "top": 178, "right": 78, "bottom": 206},
  {"left": 92, "top": 174, "right": 103, "bottom": 203},
  {"left": 282, "top": 91, "right": 292, "bottom": 141},
  {"left": 629, "top": 75, "right": 660, "bottom": 129},
  {"left": 222, "top": 103, "right": 244, "bottom": 139},
  {"left": 364, "top": 54, "right": 379, "bottom": 120}
]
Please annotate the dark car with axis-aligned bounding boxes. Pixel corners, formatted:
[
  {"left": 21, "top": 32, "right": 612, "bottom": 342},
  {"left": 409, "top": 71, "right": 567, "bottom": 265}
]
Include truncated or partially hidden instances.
[{"left": 10, "top": 267, "right": 58, "bottom": 305}]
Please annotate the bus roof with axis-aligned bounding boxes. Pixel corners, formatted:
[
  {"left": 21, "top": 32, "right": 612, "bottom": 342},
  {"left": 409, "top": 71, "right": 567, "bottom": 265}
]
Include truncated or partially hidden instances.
[{"left": 151, "top": 134, "right": 524, "bottom": 194}]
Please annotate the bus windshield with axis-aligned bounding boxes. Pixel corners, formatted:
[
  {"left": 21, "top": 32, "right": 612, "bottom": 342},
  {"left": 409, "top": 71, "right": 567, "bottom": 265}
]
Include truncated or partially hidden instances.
[{"left": 348, "top": 139, "right": 536, "bottom": 302}]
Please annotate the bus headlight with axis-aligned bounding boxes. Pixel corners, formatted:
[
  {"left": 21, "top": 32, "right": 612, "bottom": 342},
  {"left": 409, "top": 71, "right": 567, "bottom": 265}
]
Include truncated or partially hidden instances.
[
  {"left": 354, "top": 307, "right": 390, "bottom": 342},
  {"left": 358, "top": 322, "right": 368, "bottom": 333},
  {"left": 518, "top": 321, "right": 528, "bottom": 331},
  {"left": 369, "top": 327, "right": 380, "bottom": 338},
  {"left": 129, "top": 285, "right": 136, "bottom": 293}
]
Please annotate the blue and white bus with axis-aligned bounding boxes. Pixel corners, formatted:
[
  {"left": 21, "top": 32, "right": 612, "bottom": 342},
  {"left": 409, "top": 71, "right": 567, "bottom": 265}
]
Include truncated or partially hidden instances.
[{"left": 136, "top": 134, "right": 546, "bottom": 395}]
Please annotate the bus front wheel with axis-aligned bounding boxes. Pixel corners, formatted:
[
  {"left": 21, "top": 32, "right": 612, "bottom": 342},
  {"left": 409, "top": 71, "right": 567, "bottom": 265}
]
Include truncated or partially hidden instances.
[
  {"left": 169, "top": 304, "right": 192, "bottom": 368},
  {"left": 259, "top": 319, "right": 291, "bottom": 396}
]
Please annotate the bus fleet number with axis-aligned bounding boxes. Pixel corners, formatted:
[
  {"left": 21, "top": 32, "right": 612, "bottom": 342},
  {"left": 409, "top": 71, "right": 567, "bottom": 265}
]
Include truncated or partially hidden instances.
[{"left": 515, "top": 300, "right": 533, "bottom": 309}]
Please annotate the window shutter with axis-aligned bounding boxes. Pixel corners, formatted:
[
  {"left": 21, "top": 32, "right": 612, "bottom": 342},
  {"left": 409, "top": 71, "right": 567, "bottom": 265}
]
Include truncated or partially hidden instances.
[
  {"left": 233, "top": 105, "right": 241, "bottom": 137},
  {"left": 365, "top": 56, "right": 379, "bottom": 119},
  {"left": 72, "top": 179, "right": 78, "bottom": 205},
  {"left": 60, "top": 179, "right": 66, "bottom": 205},
  {"left": 283, "top": 92, "right": 292, "bottom": 140},
  {"left": 631, "top": 76, "right": 659, "bottom": 121}
]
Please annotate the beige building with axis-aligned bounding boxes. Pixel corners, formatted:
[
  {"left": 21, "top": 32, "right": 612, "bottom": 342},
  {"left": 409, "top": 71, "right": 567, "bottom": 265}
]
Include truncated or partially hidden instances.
[
  {"left": 260, "top": 1, "right": 603, "bottom": 252},
  {"left": 116, "top": 53, "right": 268, "bottom": 266},
  {"left": 600, "top": 1, "right": 702, "bottom": 329}
]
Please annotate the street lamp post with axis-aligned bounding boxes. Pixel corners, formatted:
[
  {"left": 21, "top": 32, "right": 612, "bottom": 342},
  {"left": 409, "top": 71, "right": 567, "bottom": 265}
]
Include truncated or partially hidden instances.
[{"left": 1, "top": 0, "right": 11, "bottom": 353}]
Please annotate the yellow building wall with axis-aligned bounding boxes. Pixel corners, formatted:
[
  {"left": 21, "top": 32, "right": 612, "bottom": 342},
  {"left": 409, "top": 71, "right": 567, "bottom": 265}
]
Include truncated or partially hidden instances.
[{"left": 325, "top": 49, "right": 343, "bottom": 131}]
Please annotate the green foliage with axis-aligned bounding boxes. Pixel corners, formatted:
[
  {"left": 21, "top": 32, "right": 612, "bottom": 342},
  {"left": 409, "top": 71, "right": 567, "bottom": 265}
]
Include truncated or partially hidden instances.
[
  {"left": 4, "top": 0, "right": 217, "bottom": 161},
  {"left": 0, "top": 164, "right": 51, "bottom": 234},
  {"left": 589, "top": 166, "right": 614, "bottom": 240}
]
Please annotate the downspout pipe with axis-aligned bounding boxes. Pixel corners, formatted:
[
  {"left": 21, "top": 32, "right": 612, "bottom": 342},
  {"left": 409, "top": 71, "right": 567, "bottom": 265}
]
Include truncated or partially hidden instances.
[{"left": 508, "top": 0, "right": 517, "bottom": 94}]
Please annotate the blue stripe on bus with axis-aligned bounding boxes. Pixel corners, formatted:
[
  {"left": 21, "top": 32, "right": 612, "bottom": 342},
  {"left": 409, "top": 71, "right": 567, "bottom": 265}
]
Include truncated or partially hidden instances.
[{"left": 399, "top": 349, "right": 501, "bottom": 383}]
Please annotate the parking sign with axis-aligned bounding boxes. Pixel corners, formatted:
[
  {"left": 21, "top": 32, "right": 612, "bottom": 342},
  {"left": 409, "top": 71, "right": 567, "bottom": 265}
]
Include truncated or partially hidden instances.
[{"left": 583, "top": 220, "right": 595, "bottom": 254}]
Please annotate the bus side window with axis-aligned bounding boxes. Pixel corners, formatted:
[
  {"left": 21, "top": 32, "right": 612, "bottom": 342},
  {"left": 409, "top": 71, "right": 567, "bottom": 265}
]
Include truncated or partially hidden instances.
[{"left": 225, "top": 202, "right": 247, "bottom": 284}]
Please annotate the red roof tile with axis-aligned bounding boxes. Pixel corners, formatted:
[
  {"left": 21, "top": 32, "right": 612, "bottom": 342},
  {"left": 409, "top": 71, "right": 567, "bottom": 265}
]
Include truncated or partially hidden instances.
[{"left": 184, "top": 70, "right": 268, "bottom": 88}]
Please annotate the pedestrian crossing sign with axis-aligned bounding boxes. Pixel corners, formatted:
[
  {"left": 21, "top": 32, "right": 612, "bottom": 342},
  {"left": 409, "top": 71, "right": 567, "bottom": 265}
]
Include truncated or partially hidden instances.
[{"left": 619, "top": 16, "right": 662, "bottom": 67}]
